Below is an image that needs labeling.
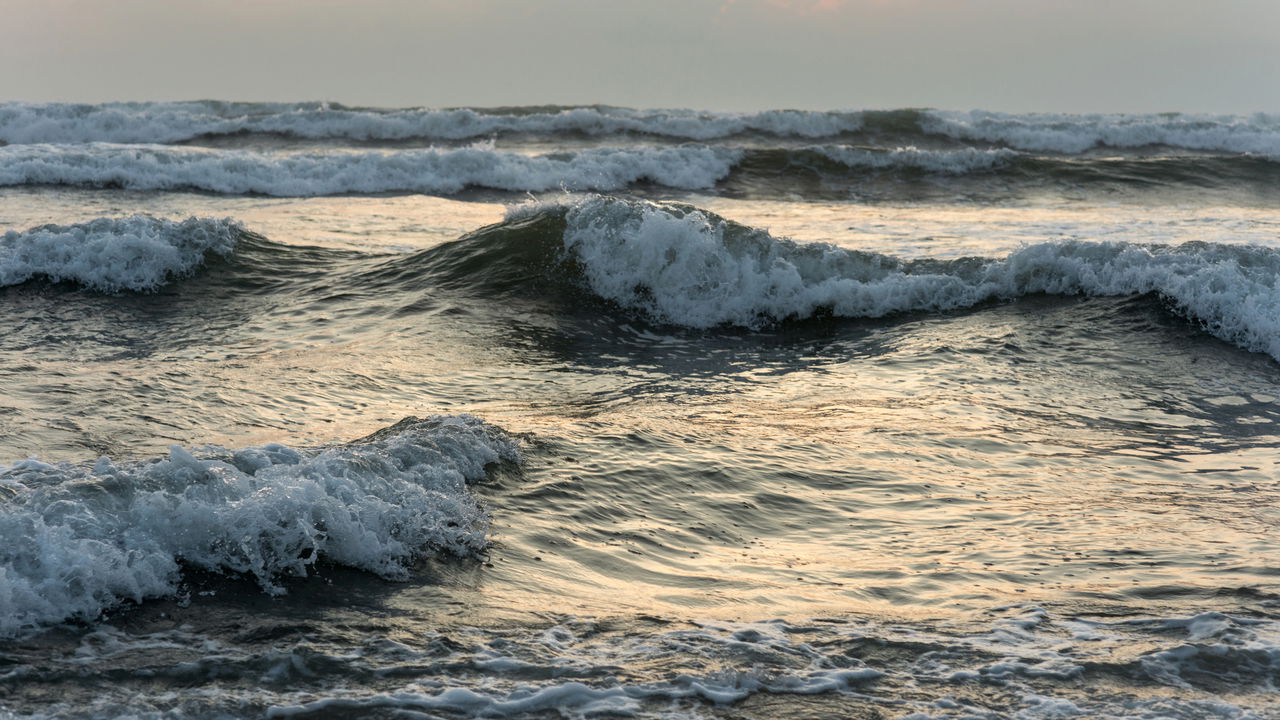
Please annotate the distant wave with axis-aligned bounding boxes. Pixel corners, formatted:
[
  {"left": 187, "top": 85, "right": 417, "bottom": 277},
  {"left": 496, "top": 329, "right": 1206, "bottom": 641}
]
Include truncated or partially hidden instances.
[
  {"left": 0, "top": 143, "right": 743, "bottom": 195},
  {"left": 0, "top": 415, "right": 518, "bottom": 636},
  {"left": 0, "top": 215, "right": 245, "bottom": 291},
  {"left": 424, "top": 197, "right": 1280, "bottom": 360},
  {"left": 0, "top": 101, "right": 865, "bottom": 144},
  {"left": 3, "top": 102, "right": 1278, "bottom": 156},
  {"left": 4, "top": 143, "right": 1277, "bottom": 198},
  {"left": 921, "top": 109, "right": 1280, "bottom": 155}
]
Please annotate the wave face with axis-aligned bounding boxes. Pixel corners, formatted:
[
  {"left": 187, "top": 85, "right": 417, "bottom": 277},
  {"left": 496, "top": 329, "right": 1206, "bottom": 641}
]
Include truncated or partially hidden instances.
[
  {"left": 496, "top": 197, "right": 1280, "bottom": 360},
  {"left": 0, "top": 102, "right": 866, "bottom": 144},
  {"left": 0, "top": 215, "right": 244, "bottom": 291},
  {"left": 0, "top": 416, "right": 518, "bottom": 637},
  {"left": 0, "top": 143, "right": 742, "bottom": 195}
]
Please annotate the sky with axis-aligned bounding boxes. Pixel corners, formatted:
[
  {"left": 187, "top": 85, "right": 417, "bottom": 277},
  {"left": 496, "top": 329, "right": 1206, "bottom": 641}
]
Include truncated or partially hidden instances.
[{"left": 2, "top": 0, "right": 1277, "bottom": 113}]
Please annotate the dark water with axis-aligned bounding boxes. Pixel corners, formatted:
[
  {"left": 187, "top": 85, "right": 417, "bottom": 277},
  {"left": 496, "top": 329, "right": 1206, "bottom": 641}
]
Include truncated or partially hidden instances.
[{"left": 1, "top": 103, "right": 1278, "bottom": 719}]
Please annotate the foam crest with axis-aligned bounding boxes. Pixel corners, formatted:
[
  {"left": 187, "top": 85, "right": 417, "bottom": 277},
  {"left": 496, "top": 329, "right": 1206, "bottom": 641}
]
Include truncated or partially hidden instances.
[
  {"left": 554, "top": 197, "right": 1280, "bottom": 360},
  {"left": 0, "top": 416, "right": 518, "bottom": 637},
  {"left": 0, "top": 215, "right": 242, "bottom": 291},
  {"left": 923, "top": 109, "right": 1280, "bottom": 155},
  {"left": 0, "top": 102, "right": 864, "bottom": 144},
  {"left": 0, "top": 143, "right": 741, "bottom": 195}
]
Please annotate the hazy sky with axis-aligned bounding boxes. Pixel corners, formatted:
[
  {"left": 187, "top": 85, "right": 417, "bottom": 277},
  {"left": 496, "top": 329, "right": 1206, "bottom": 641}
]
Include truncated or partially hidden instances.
[{"left": 2, "top": 0, "right": 1277, "bottom": 112}]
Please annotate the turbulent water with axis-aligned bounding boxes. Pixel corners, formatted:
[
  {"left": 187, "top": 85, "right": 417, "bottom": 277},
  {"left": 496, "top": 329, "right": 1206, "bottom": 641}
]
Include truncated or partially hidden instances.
[{"left": 1, "top": 102, "right": 1279, "bottom": 719}]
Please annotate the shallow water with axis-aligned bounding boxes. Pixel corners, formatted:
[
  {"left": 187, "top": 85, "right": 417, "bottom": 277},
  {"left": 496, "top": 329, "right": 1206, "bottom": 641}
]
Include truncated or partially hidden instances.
[{"left": 1, "top": 104, "right": 1278, "bottom": 719}]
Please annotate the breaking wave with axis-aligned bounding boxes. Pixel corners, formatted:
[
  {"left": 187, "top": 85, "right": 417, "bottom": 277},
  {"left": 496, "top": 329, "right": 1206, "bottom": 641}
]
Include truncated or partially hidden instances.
[
  {"left": 0, "top": 415, "right": 518, "bottom": 637},
  {"left": 4, "top": 142, "right": 1277, "bottom": 199},
  {"left": 0, "top": 142, "right": 742, "bottom": 195},
  {"left": 12, "top": 199, "right": 1280, "bottom": 364},
  {"left": 451, "top": 197, "right": 1280, "bottom": 360},
  {"left": 0, "top": 215, "right": 246, "bottom": 292},
  {"left": 3, "top": 103, "right": 1277, "bottom": 157},
  {"left": 921, "top": 109, "right": 1280, "bottom": 155},
  {"left": 0, "top": 101, "right": 865, "bottom": 144}
]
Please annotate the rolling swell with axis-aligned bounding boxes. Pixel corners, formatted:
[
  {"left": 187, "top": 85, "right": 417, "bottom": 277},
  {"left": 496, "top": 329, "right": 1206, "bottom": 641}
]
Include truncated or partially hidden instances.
[{"left": 0, "top": 415, "right": 518, "bottom": 637}]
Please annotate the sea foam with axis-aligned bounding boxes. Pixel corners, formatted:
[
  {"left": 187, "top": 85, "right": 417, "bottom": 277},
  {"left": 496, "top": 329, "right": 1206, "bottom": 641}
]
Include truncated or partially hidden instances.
[
  {"left": 812, "top": 145, "right": 1020, "bottom": 173},
  {"left": 549, "top": 197, "right": 1280, "bottom": 360},
  {"left": 0, "top": 215, "right": 242, "bottom": 291},
  {"left": 0, "top": 416, "right": 518, "bottom": 637},
  {"left": 0, "top": 143, "right": 742, "bottom": 195}
]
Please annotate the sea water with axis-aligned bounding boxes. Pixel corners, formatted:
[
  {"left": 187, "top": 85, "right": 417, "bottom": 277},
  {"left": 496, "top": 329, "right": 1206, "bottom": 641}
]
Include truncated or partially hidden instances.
[{"left": 0, "top": 102, "right": 1278, "bottom": 719}]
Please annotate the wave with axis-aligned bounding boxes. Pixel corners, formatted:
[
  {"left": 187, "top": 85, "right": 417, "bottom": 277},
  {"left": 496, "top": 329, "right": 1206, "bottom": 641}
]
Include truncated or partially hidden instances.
[
  {"left": 0, "top": 215, "right": 246, "bottom": 292},
  {"left": 14, "top": 200, "right": 1280, "bottom": 362},
  {"left": 0, "top": 101, "right": 865, "bottom": 144},
  {"left": 920, "top": 109, "right": 1280, "bottom": 155},
  {"left": 5, "top": 142, "right": 1277, "bottom": 199},
  {"left": 4, "top": 103, "right": 1277, "bottom": 157},
  {"left": 747, "top": 146, "right": 1280, "bottom": 194},
  {"left": 0, "top": 142, "right": 743, "bottom": 195},
  {"left": 433, "top": 197, "right": 1280, "bottom": 360},
  {"left": 807, "top": 144, "right": 1020, "bottom": 172},
  {"left": 0, "top": 415, "right": 518, "bottom": 637}
]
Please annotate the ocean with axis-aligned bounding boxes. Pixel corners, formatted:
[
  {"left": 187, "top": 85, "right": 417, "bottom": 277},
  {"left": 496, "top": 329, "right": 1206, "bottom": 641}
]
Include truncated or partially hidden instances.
[{"left": 0, "top": 101, "right": 1278, "bottom": 719}]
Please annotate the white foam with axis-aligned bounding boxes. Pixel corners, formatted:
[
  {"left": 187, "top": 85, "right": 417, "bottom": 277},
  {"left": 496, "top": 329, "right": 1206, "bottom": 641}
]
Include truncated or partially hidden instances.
[
  {"left": 814, "top": 145, "right": 1020, "bottom": 173},
  {"left": 0, "top": 215, "right": 242, "bottom": 291},
  {"left": 0, "top": 143, "right": 741, "bottom": 195},
  {"left": 1113, "top": 613, "right": 1280, "bottom": 690},
  {"left": 0, "top": 102, "right": 864, "bottom": 144},
  {"left": 552, "top": 196, "right": 1280, "bottom": 360},
  {"left": 922, "top": 110, "right": 1280, "bottom": 155},
  {"left": 0, "top": 415, "right": 518, "bottom": 637},
  {"left": 267, "top": 619, "right": 884, "bottom": 718}
]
